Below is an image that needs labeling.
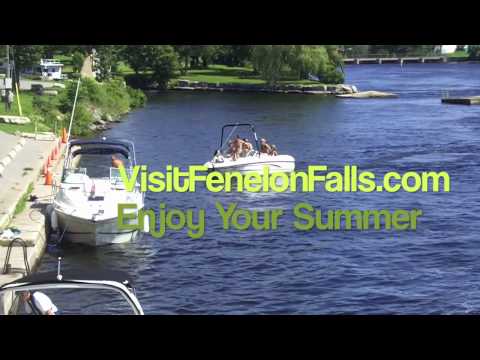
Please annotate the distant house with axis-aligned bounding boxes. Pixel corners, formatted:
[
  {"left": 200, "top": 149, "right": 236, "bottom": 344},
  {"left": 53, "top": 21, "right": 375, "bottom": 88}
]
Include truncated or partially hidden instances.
[
  {"left": 434, "top": 45, "right": 458, "bottom": 55},
  {"left": 23, "top": 59, "right": 64, "bottom": 80}
]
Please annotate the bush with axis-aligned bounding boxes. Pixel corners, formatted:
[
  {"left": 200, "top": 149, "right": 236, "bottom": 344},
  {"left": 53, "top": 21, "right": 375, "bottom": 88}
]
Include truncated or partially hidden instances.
[
  {"left": 57, "top": 77, "right": 146, "bottom": 135},
  {"left": 68, "top": 103, "right": 94, "bottom": 136},
  {"left": 32, "top": 94, "right": 64, "bottom": 132},
  {"left": 127, "top": 87, "right": 147, "bottom": 108},
  {"left": 319, "top": 67, "right": 345, "bottom": 84}
]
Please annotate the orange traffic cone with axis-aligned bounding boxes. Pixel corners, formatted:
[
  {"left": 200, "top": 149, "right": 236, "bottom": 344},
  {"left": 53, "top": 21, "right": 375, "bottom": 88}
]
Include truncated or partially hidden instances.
[
  {"left": 61, "top": 128, "right": 68, "bottom": 144},
  {"left": 43, "top": 163, "right": 48, "bottom": 176},
  {"left": 45, "top": 169, "right": 53, "bottom": 185}
]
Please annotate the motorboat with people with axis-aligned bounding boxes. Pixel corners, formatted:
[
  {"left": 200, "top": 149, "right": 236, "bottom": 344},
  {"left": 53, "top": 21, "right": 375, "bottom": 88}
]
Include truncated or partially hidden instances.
[
  {"left": 204, "top": 123, "right": 295, "bottom": 173},
  {"left": 0, "top": 259, "right": 144, "bottom": 315},
  {"left": 51, "top": 138, "right": 144, "bottom": 246}
]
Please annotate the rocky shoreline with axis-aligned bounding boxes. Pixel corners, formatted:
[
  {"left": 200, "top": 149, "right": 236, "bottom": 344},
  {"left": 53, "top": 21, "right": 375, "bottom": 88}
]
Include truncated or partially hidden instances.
[
  {"left": 87, "top": 106, "right": 130, "bottom": 133},
  {"left": 171, "top": 80, "right": 359, "bottom": 96}
]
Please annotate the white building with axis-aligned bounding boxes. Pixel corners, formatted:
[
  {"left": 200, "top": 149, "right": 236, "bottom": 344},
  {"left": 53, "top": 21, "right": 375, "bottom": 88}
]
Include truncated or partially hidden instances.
[
  {"left": 23, "top": 59, "right": 64, "bottom": 80},
  {"left": 434, "top": 45, "right": 458, "bottom": 55}
]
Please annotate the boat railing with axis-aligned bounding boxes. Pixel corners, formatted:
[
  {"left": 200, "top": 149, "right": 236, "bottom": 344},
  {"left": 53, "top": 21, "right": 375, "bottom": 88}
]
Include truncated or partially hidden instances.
[{"left": 110, "top": 167, "right": 137, "bottom": 189}]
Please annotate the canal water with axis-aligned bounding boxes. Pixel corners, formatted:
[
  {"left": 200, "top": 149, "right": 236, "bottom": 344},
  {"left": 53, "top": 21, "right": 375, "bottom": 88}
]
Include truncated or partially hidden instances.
[{"left": 39, "top": 63, "right": 480, "bottom": 314}]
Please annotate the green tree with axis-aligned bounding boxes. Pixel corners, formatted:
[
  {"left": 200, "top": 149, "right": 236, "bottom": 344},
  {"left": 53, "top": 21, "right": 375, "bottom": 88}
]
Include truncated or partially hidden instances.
[
  {"left": 150, "top": 46, "right": 179, "bottom": 89},
  {"left": 95, "top": 45, "right": 124, "bottom": 81},
  {"left": 122, "top": 45, "right": 179, "bottom": 88},
  {"left": 71, "top": 51, "right": 85, "bottom": 73},
  {"left": 369, "top": 45, "right": 435, "bottom": 57},
  {"left": 214, "top": 45, "right": 253, "bottom": 66},
  {"left": 341, "top": 45, "right": 370, "bottom": 57},
  {"left": 252, "top": 45, "right": 344, "bottom": 85},
  {"left": 173, "top": 45, "right": 193, "bottom": 74},
  {"left": 468, "top": 45, "right": 480, "bottom": 58},
  {"left": 251, "top": 45, "right": 287, "bottom": 85},
  {"left": 11, "top": 45, "right": 44, "bottom": 79}
]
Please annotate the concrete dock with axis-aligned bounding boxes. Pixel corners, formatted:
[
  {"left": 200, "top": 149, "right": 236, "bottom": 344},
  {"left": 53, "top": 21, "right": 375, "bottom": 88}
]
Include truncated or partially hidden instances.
[{"left": 0, "top": 132, "right": 64, "bottom": 314}]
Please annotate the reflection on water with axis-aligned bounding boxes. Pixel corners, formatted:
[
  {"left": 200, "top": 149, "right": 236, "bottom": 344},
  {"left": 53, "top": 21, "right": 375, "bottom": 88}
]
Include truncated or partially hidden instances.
[{"left": 38, "top": 63, "right": 480, "bottom": 314}]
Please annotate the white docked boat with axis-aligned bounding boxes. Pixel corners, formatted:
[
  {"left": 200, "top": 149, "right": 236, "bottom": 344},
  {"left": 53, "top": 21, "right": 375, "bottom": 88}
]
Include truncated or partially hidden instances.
[
  {"left": 0, "top": 259, "right": 144, "bottom": 315},
  {"left": 204, "top": 123, "right": 295, "bottom": 173},
  {"left": 51, "top": 138, "right": 144, "bottom": 246}
]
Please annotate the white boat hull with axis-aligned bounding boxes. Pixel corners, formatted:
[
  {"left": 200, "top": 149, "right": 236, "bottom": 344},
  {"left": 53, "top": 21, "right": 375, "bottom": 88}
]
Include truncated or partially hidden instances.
[
  {"left": 56, "top": 210, "right": 140, "bottom": 246},
  {"left": 205, "top": 154, "right": 295, "bottom": 174}
]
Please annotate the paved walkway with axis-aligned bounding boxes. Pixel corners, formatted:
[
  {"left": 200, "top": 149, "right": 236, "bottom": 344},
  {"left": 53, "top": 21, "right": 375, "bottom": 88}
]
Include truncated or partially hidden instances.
[
  {"left": 0, "top": 133, "right": 20, "bottom": 161},
  {"left": 0, "top": 133, "right": 64, "bottom": 313},
  {"left": 0, "top": 135, "right": 59, "bottom": 229}
]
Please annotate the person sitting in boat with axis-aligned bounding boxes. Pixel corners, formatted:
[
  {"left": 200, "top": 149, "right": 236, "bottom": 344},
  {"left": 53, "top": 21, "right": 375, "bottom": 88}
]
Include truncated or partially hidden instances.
[
  {"left": 231, "top": 136, "right": 244, "bottom": 161},
  {"left": 241, "top": 138, "right": 253, "bottom": 156},
  {"left": 111, "top": 155, "right": 124, "bottom": 168},
  {"left": 269, "top": 144, "right": 278, "bottom": 156},
  {"left": 260, "top": 138, "right": 272, "bottom": 155},
  {"left": 20, "top": 291, "right": 58, "bottom": 315}
]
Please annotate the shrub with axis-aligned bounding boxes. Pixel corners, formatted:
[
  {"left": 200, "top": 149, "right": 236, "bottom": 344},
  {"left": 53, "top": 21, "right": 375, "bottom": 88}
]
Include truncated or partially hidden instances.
[
  {"left": 127, "top": 87, "right": 147, "bottom": 108},
  {"left": 56, "top": 77, "right": 146, "bottom": 135},
  {"left": 68, "top": 103, "right": 94, "bottom": 136},
  {"left": 319, "top": 66, "right": 345, "bottom": 84}
]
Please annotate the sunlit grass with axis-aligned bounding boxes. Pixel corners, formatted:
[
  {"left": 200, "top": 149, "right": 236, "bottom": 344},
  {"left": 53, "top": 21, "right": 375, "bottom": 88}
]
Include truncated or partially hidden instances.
[{"left": 178, "top": 65, "right": 322, "bottom": 86}]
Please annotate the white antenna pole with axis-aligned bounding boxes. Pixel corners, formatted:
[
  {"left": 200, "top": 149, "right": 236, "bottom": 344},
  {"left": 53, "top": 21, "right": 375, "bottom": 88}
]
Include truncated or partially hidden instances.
[
  {"left": 67, "top": 78, "right": 81, "bottom": 143},
  {"left": 57, "top": 257, "right": 63, "bottom": 281}
]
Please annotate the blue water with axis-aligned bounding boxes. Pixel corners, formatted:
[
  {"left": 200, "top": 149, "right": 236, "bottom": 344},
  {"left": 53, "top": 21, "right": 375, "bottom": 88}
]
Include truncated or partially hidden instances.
[{"left": 39, "top": 63, "right": 480, "bottom": 314}]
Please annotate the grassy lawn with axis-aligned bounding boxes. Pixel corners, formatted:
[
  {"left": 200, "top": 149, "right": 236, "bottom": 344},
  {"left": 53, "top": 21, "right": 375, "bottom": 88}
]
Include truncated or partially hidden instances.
[
  {"left": 116, "top": 61, "right": 135, "bottom": 75},
  {"left": 448, "top": 50, "right": 469, "bottom": 58},
  {"left": 0, "top": 91, "right": 53, "bottom": 134},
  {"left": 179, "top": 65, "right": 264, "bottom": 84},
  {"left": 0, "top": 91, "right": 35, "bottom": 116},
  {"left": 178, "top": 65, "right": 321, "bottom": 86},
  {"left": 0, "top": 122, "right": 51, "bottom": 135}
]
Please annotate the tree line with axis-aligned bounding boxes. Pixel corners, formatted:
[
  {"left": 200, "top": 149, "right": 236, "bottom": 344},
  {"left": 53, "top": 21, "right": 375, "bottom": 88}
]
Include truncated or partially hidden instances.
[{"left": 2, "top": 45, "right": 345, "bottom": 87}]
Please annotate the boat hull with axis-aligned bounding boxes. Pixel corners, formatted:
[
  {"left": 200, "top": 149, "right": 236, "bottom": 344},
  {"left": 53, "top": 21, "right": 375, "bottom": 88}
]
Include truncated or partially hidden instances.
[
  {"left": 56, "top": 210, "right": 140, "bottom": 247},
  {"left": 205, "top": 154, "right": 295, "bottom": 174}
]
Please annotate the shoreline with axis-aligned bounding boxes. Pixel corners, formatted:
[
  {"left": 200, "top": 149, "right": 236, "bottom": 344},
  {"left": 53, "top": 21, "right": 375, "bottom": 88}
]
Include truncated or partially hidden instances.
[{"left": 168, "top": 81, "right": 358, "bottom": 96}]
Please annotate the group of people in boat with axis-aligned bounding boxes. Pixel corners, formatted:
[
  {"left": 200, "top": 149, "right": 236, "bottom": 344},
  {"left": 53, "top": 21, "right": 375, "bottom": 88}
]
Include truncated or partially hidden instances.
[{"left": 227, "top": 136, "right": 278, "bottom": 161}]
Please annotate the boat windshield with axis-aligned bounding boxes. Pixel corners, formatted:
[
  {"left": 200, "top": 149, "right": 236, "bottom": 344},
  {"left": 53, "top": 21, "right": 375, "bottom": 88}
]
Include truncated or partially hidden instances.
[
  {"left": 69, "top": 152, "right": 130, "bottom": 179},
  {"left": 7, "top": 288, "right": 141, "bottom": 315}
]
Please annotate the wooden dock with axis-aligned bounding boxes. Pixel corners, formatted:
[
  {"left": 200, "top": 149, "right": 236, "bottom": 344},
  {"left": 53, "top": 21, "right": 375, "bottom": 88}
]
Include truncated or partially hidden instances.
[{"left": 441, "top": 96, "right": 480, "bottom": 105}]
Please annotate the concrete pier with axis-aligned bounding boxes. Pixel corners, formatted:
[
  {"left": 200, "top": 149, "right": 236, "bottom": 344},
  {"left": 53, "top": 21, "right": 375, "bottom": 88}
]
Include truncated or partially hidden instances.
[
  {"left": 0, "top": 133, "right": 64, "bottom": 314},
  {"left": 344, "top": 56, "right": 448, "bottom": 65}
]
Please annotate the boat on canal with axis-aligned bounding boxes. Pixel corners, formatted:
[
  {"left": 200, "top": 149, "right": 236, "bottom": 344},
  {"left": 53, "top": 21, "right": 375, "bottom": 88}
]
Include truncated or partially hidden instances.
[
  {"left": 0, "top": 259, "right": 144, "bottom": 315},
  {"left": 204, "top": 123, "right": 295, "bottom": 173},
  {"left": 51, "top": 138, "right": 144, "bottom": 246}
]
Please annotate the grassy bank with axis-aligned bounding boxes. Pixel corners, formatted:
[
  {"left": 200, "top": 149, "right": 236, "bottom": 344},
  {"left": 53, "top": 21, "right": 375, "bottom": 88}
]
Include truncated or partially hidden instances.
[
  {"left": 0, "top": 77, "right": 146, "bottom": 137},
  {"left": 122, "top": 64, "right": 330, "bottom": 89},
  {"left": 176, "top": 65, "right": 323, "bottom": 86},
  {"left": 448, "top": 50, "right": 468, "bottom": 58}
]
